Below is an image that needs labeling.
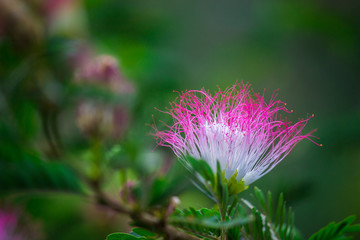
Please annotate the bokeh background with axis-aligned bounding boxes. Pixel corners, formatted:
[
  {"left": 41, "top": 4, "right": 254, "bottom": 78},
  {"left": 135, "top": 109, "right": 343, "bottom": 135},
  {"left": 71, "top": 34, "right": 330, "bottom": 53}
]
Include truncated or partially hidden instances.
[{"left": 0, "top": 0, "right": 360, "bottom": 239}]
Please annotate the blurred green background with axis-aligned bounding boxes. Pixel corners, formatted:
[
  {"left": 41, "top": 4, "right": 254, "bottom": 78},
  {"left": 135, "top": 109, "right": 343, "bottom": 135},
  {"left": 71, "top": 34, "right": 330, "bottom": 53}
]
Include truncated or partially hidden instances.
[{"left": 0, "top": 0, "right": 359, "bottom": 239}]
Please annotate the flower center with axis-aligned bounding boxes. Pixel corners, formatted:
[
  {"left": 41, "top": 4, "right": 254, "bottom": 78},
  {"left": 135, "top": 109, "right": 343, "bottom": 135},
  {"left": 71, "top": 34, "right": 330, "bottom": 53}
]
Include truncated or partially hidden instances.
[
  {"left": 201, "top": 121, "right": 245, "bottom": 170},
  {"left": 204, "top": 121, "right": 244, "bottom": 142}
]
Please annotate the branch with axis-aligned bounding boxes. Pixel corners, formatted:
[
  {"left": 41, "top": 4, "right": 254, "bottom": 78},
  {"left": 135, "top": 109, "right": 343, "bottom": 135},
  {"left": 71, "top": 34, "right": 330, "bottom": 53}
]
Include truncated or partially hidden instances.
[{"left": 88, "top": 179, "right": 201, "bottom": 240}]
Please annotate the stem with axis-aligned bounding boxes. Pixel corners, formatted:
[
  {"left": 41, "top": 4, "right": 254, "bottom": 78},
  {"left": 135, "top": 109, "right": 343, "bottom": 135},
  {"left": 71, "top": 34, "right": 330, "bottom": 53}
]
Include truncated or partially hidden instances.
[
  {"left": 120, "top": 169, "right": 128, "bottom": 203},
  {"left": 214, "top": 190, "right": 227, "bottom": 240},
  {"left": 91, "top": 138, "right": 102, "bottom": 181},
  {"left": 50, "top": 110, "right": 63, "bottom": 153},
  {"left": 88, "top": 178, "right": 201, "bottom": 240},
  {"left": 40, "top": 110, "right": 59, "bottom": 157},
  {"left": 206, "top": 180, "right": 228, "bottom": 240},
  {"left": 219, "top": 201, "right": 227, "bottom": 240}
]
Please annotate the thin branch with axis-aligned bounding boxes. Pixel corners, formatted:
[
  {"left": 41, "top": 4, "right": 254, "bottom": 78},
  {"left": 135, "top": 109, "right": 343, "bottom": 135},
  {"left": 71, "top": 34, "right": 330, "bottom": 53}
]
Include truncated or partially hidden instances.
[{"left": 88, "top": 179, "right": 201, "bottom": 240}]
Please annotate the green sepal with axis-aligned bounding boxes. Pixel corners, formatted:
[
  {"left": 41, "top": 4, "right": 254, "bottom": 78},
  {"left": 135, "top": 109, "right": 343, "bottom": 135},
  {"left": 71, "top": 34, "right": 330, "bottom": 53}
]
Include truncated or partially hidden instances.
[
  {"left": 186, "top": 156, "right": 248, "bottom": 199},
  {"left": 224, "top": 171, "right": 248, "bottom": 196}
]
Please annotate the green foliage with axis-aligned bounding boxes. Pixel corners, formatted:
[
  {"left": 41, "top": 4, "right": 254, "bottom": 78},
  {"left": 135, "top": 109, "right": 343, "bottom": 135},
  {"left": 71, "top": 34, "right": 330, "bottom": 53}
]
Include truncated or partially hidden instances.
[
  {"left": 1, "top": 0, "right": 359, "bottom": 239},
  {"left": 0, "top": 151, "right": 82, "bottom": 194},
  {"left": 105, "top": 144, "right": 134, "bottom": 170},
  {"left": 185, "top": 156, "right": 248, "bottom": 201},
  {"left": 171, "top": 207, "right": 249, "bottom": 239},
  {"left": 185, "top": 155, "right": 215, "bottom": 187},
  {"left": 104, "top": 185, "right": 360, "bottom": 240},
  {"left": 131, "top": 228, "right": 157, "bottom": 238},
  {"left": 308, "top": 215, "right": 360, "bottom": 240},
  {"left": 106, "top": 232, "right": 144, "bottom": 240},
  {"left": 106, "top": 228, "right": 159, "bottom": 240},
  {"left": 132, "top": 161, "right": 191, "bottom": 208},
  {"left": 178, "top": 158, "right": 303, "bottom": 239},
  {"left": 148, "top": 176, "right": 181, "bottom": 206},
  {"left": 237, "top": 187, "right": 299, "bottom": 240}
]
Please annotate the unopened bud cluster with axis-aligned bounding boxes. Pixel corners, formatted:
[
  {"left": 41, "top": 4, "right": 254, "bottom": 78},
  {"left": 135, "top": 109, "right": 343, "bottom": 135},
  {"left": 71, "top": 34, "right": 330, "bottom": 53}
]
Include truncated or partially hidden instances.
[{"left": 74, "top": 53, "right": 134, "bottom": 140}]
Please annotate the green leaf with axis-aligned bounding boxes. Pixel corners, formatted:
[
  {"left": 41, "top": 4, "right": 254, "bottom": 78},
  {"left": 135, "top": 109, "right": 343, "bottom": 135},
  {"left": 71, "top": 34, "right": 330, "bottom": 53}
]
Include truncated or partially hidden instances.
[
  {"left": 106, "top": 144, "right": 130, "bottom": 169},
  {"left": 0, "top": 151, "right": 82, "bottom": 194},
  {"left": 228, "top": 196, "right": 239, "bottom": 217},
  {"left": 240, "top": 188, "right": 300, "bottom": 240},
  {"left": 254, "top": 187, "right": 266, "bottom": 210},
  {"left": 171, "top": 207, "right": 221, "bottom": 239},
  {"left": 266, "top": 191, "right": 273, "bottom": 220},
  {"left": 131, "top": 228, "right": 156, "bottom": 238},
  {"left": 12, "top": 100, "right": 39, "bottom": 139},
  {"left": 309, "top": 215, "right": 360, "bottom": 240},
  {"left": 171, "top": 215, "right": 249, "bottom": 229},
  {"left": 106, "top": 228, "right": 159, "bottom": 240},
  {"left": 185, "top": 155, "right": 215, "bottom": 186},
  {"left": 345, "top": 224, "right": 360, "bottom": 233},
  {"left": 172, "top": 207, "right": 250, "bottom": 239},
  {"left": 106, "top": 233, "right": 144, "bottom": 240},
  {"left": 136, "top": 161, "right": 190, "bottom": 208},
  {"left": 276, "top": 192, "right": 284, "bottom": 227}
]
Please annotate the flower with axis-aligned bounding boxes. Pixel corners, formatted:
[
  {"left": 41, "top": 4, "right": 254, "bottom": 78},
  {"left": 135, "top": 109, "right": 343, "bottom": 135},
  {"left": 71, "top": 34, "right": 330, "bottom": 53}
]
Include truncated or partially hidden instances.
[
  {"left": 0, "top": 210, "right": 19, "bottom": 240},
  {"left": 154, "top": 83, "right": 319, "bottom": 187},
  {"left": 0, "top": 207, "right": 44, "bottom": 240}
]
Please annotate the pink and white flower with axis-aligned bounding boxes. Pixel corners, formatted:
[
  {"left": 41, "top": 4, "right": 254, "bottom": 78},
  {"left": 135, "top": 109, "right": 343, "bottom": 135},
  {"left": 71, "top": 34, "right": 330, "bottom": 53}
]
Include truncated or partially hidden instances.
[
  {"left": 0, "top": 210, "right": 19, "bottom": 240},
  {"left": 154, "top": 83, "right": 319, "bottom": 186}
]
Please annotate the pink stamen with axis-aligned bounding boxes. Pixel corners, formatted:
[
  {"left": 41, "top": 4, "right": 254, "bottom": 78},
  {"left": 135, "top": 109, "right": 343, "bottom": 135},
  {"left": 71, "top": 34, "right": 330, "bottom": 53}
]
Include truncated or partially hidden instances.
[{"left": 153, "top": 82, "right": 319, "bottom": 185}]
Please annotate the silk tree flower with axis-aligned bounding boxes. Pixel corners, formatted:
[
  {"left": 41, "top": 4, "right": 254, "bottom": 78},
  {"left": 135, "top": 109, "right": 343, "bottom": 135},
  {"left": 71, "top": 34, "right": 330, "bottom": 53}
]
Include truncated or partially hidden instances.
[
  {"left": 0, "top": 207, "right": 44, "bottom": 240},
  {"left": 0, "top": 210, "right": 19, "bottom": 240},
  {"left": 153, "top": 83, "right": 319, "bottom": 187}
]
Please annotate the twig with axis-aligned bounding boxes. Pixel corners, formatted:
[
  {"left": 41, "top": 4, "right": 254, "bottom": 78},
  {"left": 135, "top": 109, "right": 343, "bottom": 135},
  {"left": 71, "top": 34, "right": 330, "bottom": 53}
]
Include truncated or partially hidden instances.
[{"left": 88, "top": 179, "right": 201, "bottom": 240}]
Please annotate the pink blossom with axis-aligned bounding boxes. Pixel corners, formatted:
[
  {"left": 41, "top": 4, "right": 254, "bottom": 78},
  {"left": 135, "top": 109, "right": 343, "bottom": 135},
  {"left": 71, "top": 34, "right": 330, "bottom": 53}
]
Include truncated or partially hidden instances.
[
  {"left": 0, "top": 210, "right": 21, "bottom": 240},
  {"left": 154, "top": 83, "right": 319, "bottom": 186},
  {"left": 0, "top": 208, "right": 44, "bottom": 240}
]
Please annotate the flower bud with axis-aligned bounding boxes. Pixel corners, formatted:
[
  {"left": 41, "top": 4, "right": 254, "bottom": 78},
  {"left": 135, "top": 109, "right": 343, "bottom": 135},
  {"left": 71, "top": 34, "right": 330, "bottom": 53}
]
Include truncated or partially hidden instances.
[
  {"left": 165, "top": 196, "right": 181, "bottom": 218},
  {"left": 75, "top": 54, "right": 134, "bottom": 94},
  {"left": 76, "top": 102, "right": 129, "bottom": 140},
  {"left": 74, "top": 54, "right": 134, "bottom": 140}
]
